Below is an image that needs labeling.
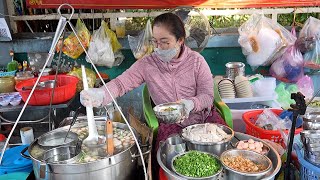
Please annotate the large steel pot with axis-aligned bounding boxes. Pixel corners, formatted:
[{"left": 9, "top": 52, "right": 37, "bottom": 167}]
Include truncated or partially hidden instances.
[{"left": 21, "top": 119, "right": 149, "bottom": 180}]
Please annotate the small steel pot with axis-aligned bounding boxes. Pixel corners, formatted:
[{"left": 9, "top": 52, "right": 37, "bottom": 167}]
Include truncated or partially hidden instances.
[{"left": 37, "top": 130, "right": 79, "bottom": 147}]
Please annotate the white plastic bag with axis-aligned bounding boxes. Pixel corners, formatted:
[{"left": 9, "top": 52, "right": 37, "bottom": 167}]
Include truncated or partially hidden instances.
[
  {"left": 128, "top": 19, "right": 153, "bottom": 60},
  {"left": 238, "top": 14, "right": 296, "bottom": 70},
  {"left": 86, "top": 21, "right": 114, "bottom": 67},
  {"left": 296, "top": 16, "right": 320, "bottom": 53}
]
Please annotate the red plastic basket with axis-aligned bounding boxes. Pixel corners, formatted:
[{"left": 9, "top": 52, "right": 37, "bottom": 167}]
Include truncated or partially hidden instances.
[
  {"left": 242, "top": 109, "right": 303, "bottom": 144},
  {"left": 15, "top": 75, "right": 79, "bottom": 106}
]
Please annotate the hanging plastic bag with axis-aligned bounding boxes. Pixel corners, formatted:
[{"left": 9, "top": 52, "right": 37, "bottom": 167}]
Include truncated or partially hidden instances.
[
  {"left": 303, "top": 40, "right": 320, "bottom": 69},
  {"left": 128, "top": 19, "right": 154, "bottom": 60},
  {"left": 270, "top": 27, "right": 304, "bottom": 83},
  {"left": 238, "top": 14, "right": 296, "bottom": 70},
  {"left": 103, "top": 23, "right": 122, "bottom": 53},
  {"left": 296, "top": 75, "right": 314, "bottom": 100},
  {"left": 62, "top": 19, "right": 91, "bottom": 59},
  {"left": 67, "top": 67, "right": 96, "bottom": 92},
  {"left": 86, "top": 21, "right": 115, "bottom": 67},
  {"left": 296, "top": 17, "right": 320, "bottom": 53},
  {"left": 295, "top": 17, "right": 320, "bottom": 69}
]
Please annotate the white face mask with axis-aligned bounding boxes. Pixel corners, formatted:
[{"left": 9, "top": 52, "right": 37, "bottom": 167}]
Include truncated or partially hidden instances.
[{"left": 154, "top": 46, "right": 179, "bottom": 62}]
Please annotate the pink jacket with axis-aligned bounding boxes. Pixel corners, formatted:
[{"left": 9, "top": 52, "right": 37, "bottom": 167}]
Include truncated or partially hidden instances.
[{"left": 102, "top": 45, "right": 214, "bottom": 127}]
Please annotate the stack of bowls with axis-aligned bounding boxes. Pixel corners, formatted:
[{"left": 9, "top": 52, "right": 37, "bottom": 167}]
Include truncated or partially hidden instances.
[
  {"left": 0, "top": 92, "right": 22, "bottom": 106},
  {"left": 218, "top": 79, "right": 236, "bottom": 99},
  {"left": 234, "top": 75, "right": 253, "bottom": 98},
  {"left": 301, "top": 112, "right": 320, "bottom": 167}
]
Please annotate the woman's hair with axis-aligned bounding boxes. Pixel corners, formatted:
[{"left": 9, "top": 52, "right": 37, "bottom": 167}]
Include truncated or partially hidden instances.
[{"left": 153, "top": 13, "right": 186, "bottom": 41}]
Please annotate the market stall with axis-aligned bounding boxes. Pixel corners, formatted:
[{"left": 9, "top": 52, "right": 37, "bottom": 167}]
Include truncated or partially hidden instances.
[{"left": 0, "top": 1, "right": 319, "bottom": 180}]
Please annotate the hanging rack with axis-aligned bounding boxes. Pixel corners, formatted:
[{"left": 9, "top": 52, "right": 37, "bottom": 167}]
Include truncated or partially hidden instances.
[{"left": 0, "top": 4, "right": 148, "bottom": 180}]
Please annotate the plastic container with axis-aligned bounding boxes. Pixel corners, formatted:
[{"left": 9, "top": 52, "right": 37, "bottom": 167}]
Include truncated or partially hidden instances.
[
  {"left": 14, "top": 71, "right": 34, "bottom": 84},
  {"left": 0, "top": 70, "right": 16, "bottom": 77},
  {"left": 15, "top": 75, "right": 79, "bottom": 105},
  {"left": 242, "top": 109, "right": 303, "bottom": 144},
  {"left": 0, "top": 76, "right": 15, "bottom": 93},
  {"left": 294, "top": 144, "right": 320, "bottom": 180},
  {"left": 0, "top": 145, "right": 33, "bottom": 175}
]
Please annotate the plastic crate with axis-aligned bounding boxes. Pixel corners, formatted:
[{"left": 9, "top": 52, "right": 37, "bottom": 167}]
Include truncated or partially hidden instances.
[
  {"left": 0, "top": 70, "right": 16, "bottom": 77},
  {"left": 242, "top": 109, "right": 303, "bottom": 144},
  {"left": 294, "top": 144, "right": 320, "bottom": 180}
]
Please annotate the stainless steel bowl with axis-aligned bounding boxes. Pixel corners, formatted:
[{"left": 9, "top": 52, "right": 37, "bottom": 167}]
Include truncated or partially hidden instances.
[
  {"left": 303, "top": 112, "right": 320, "bottom": 130},
  {"left": 153, "top": 102, "right": 185, "bottom": 124},
  {"left": 220, "top": 149, "right": 272, "bottom": 180},
  {"left": 171, "top": 151, "right": 223, "bottom": 180},
  {"left": 181, "top": 123, "right": 234, "bottom": 156}
]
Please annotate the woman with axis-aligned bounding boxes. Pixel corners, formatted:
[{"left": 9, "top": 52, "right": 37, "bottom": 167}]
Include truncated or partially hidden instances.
[{"left": 80, "top": 13, "right": 225, "bottom": 148}]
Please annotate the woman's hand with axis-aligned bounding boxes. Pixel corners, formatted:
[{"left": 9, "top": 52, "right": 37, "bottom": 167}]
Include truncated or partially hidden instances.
[
  {"left": 80, "top": 88, "right": 106, "bottom": 107},
  {"left": 178, "top": 99, "right": 194, "bottom": 119}
]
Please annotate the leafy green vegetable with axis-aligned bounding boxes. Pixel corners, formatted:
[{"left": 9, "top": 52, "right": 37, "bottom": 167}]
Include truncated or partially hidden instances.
[{"left": 173, "top": 151, "right": 221, "bottom": 178}]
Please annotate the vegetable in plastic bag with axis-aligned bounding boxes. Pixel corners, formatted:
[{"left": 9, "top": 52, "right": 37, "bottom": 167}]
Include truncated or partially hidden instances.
[
  {"left": 295, "top": 17, "right": 320, "bottom": 69},
  {"left": 61, "top": 19, "right": 91, "bottom": 59},
  {"left": 128, "top": 19, "right": 154, "bottom": 60},
  {"left": 296, "top": 17, "right": 320, "bottom": 53},
  {"left": 270, "top": 27, "right": 304, "bottom": 83},
  {"left": 86, "top": 20, "right": 114, "bottom": 67},
  {"left": 67, "top": 67, "right": 96, "bottom": 92},
  {"left": 238, "top": 14, "right": 296, "bottom": 70},
  {"left": 303, "top": 40, "right": 320, "bottom": 69}
]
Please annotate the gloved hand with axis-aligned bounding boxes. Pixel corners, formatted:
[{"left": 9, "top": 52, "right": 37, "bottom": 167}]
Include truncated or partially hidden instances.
[
  {"left": 180, "top": 99, "right": 194, "bottom": 119},
  {"left": 80, "top": 88, "right": 106, "bottom": 107}
]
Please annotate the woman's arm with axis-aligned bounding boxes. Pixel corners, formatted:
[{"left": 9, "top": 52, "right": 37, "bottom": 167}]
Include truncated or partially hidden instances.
[
  {"left": 101, "top": 60, "right": 145, "bottom": 105},
  {"left": 189, "top": 57, "right": 214, "bottom": 112}
]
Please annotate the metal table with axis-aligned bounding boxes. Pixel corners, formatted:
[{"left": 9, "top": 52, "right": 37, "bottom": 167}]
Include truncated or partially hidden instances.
[{"left": 0, "top": 95, "right": 76, "bottom": 130}]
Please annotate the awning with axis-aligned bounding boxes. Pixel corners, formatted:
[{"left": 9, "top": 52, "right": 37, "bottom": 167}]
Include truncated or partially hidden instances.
[{"left": 27, "top": 0, "right": 320, "bottom": 9}]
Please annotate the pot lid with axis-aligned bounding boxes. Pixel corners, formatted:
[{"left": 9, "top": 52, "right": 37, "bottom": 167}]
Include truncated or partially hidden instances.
[{"left": 0, "top": 145, "right": 32, "bottom": 171}]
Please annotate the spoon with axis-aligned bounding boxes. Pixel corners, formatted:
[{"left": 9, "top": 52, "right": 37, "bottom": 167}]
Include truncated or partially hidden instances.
[{"left": 81, "top": 65, "right": 99, "bottom": 146}]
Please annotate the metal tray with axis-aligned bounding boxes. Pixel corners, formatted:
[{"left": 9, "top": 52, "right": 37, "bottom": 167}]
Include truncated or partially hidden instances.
[{"left": 157, "top": 132, "right": 281, "bottom": 180}]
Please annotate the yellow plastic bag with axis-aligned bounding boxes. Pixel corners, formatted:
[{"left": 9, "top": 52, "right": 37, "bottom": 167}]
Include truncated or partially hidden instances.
[
  {"left": 67, "top": 67, "right": 96, "bottom": 92},
  {"left": 102, "top": 21, "right": 122, "bottom": 52},
  {"left": 62, "top": 19, "right": 91, "bottom": 59}
]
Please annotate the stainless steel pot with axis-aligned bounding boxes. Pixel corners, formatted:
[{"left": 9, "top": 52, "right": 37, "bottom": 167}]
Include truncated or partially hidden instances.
[
  {"left": 181, "top": 124, "right": 234, "bottom": 156},
  {"left": 303, "top": 112, "right": 320, "bottom": 130},
  {"left": 21, "top": 120, "right": 149, "bottom": 180}
]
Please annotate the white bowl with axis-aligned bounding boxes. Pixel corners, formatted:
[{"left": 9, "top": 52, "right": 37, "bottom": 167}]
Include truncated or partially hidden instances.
[{"left": 0, "top": 99, "right": 10, "bottom": 106}]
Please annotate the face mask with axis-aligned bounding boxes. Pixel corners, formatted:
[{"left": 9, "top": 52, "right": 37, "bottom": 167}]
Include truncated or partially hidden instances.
[{"left": 154, "top": 46, "right": 179, "bottom": 62}]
